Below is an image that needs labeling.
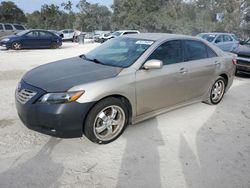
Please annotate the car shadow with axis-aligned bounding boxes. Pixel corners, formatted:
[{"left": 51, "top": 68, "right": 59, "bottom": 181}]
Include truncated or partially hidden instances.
[
  {"left": 179, "top": 82, "right": 250, "bottom": 187},
  {"left": 116, "top": 111, "right": 164, "bottom": 188},
  {"left": 0, "top": 138, "right": 64, "bottom": 188}
]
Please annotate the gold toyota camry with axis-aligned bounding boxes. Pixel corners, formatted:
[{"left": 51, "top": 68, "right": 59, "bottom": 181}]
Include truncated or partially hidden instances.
[{"left": 15, "top": 33, "right": 236, "bottom": 144}]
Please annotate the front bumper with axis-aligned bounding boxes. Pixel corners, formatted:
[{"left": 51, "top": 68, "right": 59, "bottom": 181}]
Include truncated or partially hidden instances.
[
  {"left": 0, "top": 41, "right": 11, "bottom": 49},
  {"left": 15, "top": 80, "right": 95, "bottom": 138},
  {"left": 236, "top": 57, "right": 250, "bottom": 73}
]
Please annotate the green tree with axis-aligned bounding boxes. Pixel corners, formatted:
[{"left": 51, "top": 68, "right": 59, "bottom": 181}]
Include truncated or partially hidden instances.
[
  {"left": 76, "top": 0, "right": 112, "bottom": 31},
  {"left": 0, "top": 1, "right": 26, "bottom": 23}
]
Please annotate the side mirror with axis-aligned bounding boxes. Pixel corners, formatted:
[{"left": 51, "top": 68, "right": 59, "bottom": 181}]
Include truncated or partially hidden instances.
[{"left": 143, "top": 59, "right": 163, "bottom": 70}]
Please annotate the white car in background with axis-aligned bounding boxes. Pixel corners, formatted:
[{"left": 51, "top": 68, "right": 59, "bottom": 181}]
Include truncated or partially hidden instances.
[
  {"left": 101, "top": 30, "right": 140, "bottom": 42},
  {"left": 60, "top": 29, "right": 81, "bottom": 42}
]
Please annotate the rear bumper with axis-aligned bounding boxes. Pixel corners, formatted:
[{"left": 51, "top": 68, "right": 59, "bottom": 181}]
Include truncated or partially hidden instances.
[
  {"left": 15, "top": 80, "right": 95, "bottom": 138},
  {"left": 236, "top": 57, "right": 250, "bottom": 73}
]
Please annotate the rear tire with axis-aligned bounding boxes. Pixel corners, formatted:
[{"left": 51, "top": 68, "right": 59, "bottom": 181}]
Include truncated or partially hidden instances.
[
  {"left": 51, "top": 42, "right": 59, "bottom": 49},
  {"left": 204, "top": 76, "right": 226, "bottom": 105},
  {"left": 84, "top": 97, "right": 129, "bottom": 144},
  {"left": 12, "top": 42, "right": 22, "bottom": 50}
]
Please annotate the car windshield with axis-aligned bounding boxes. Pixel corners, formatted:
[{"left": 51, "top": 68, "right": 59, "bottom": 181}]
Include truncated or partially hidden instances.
[
  {"left": 16, "top": 30, "right": 29, "bottom": 36},
  {"left": 231, "top": 34, "right": 239, "bottom": 41},
  {"left": 112, "top": 31, "right": 122, "bottom": 37},
  {"left": 84, "top": 37, "right": 154, "bottom": 68},
  {"left": 206, "top": 35, "right": 217, "bottom": 42}
]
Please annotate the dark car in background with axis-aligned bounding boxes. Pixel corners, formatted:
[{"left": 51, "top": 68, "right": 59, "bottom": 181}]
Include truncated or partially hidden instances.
[
  {"left": 233, "top": 38, "right": 250, "bottom": 74},
  {"left": 0, "top": 29, "right": 62, "bottom": 50}
]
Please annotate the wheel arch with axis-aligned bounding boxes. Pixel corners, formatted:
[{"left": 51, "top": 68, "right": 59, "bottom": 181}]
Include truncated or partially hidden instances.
[{"left": 82, "top": 94, "right": 133, "bottom": 131}]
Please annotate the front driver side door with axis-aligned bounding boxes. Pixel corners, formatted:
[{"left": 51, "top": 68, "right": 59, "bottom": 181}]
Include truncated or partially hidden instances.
[{"left": 135, "top": 40, "right": 190, "bottom": 116}]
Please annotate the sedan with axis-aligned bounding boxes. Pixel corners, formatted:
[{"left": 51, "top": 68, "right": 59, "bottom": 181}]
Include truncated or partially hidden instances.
[
  {"left": 0, "top": 29, "right": 62, "bottom": 50},
  {"left": 15, "top": 33, "right": 236, "bottom": 144}
]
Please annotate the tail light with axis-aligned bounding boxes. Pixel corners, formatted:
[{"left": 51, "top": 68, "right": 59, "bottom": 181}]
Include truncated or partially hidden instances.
[{"left": 232, "top": 57, "right": 237, "bottom": 65}]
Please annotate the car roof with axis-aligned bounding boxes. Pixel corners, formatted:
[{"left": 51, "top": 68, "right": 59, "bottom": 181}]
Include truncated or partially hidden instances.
[
  {"left": 124, "top": 33, "right": 198, "bottom": 41},
  {"left": 199, "top": 32, "right": 235, "bottom": 35},
  {"left": 117, "top": 30, "right": 139, "bottom": 32}
]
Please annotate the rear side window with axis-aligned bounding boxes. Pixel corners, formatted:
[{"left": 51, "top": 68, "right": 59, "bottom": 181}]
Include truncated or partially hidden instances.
[
  {"left": 40, "top": 31, "right": 53, "bottom": 38},
  {"left": 147, "top": 40, "right": 183, "bottom": 65},
  {"left": 207, "top": 46, "right": 218, "bottom": 58},
  {"left": 184, "top": 40, "right": 207, "bottom": 61},
  {"left": 13, "top": 24, "right": 25, "bottom": 30},
  {"left": 0, "top": 24, "right": 3, "bottom": 30},
  {"left": 62, "top": 30, "right": 68, "bottom": 34},
  {"left": 68, "top": 30, "right": 74, "bottom": 33},
  {"left": 4, "top": 24, "right": 13, "bottom": 30}
]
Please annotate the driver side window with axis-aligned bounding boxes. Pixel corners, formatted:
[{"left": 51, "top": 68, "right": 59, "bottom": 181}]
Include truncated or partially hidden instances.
[
  {"left": 147, "top": 40, "right": 183, "bottom": 65},
  {"left": 215, "top": 35, "right": 223, "bottom": 43}
]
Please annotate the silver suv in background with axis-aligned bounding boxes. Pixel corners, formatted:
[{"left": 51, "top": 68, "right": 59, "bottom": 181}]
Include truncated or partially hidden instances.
[
  {"left": 197, "top": 32, "right": 239, "bottom": 52},
  {"left": 0, "top": 23, "right": 26, "bottom": 38}
]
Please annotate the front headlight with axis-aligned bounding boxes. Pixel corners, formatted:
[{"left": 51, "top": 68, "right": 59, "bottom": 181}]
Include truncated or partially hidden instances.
[
  {"left": 1, "top": 38, "right": 10, "bottom": 42},
  {"left": 38, "top": 91, "right": 84, "bottom": 104}
]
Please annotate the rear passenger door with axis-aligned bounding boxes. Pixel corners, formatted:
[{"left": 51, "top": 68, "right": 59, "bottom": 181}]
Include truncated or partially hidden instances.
[
  {"left": 184, "top": 40, "right": 218, "bottom": 100},
  {"left": 39, "top": 31, "right": 53, "bottom": 47}
]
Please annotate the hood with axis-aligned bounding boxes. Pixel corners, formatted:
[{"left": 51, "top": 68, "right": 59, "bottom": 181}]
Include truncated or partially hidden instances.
[
  {"left": 23, "top": 57, "right": 123, "bottom": 92},
  {"left": 0, "top": 35, "right": 18, "bottom": 40},
  {"left": 234, "top": 44, "right": 250, "bottom": 57}
]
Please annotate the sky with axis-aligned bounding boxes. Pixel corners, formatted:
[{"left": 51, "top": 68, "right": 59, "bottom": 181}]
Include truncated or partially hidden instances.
[{"left": 0, "top": 0, "right": 113, "bottom": 13}]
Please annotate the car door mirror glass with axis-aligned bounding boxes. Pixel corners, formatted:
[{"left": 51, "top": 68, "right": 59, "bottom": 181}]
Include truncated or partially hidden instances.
[{"left": 143, "top": 60, "right": 163, "bottom": 70}]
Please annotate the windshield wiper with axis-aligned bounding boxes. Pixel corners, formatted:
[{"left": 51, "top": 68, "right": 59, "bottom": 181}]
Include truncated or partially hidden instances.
[{"left": 80, "top": 55, "right": 105, "bottom": 65}]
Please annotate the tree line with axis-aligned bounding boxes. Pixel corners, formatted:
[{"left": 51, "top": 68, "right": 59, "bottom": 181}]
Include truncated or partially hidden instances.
[{"left": 0, "top": 0, "right": 249, "bottom": 37}]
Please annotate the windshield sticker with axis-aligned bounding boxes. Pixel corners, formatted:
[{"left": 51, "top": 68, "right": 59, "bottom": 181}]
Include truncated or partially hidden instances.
[{"left": 135, "top": 40, "right": 154, "bottom": 45}]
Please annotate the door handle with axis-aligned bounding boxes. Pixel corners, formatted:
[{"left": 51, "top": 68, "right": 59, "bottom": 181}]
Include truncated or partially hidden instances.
[{"left": 179, "top": 68, "right": 188, "bottom": 74}]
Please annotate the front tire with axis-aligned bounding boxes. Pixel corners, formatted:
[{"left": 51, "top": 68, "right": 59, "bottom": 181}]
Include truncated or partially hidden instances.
[
  {"left": 12, "top": 42, "right": 22, "bottom": 50},
  {"left": 84, "top": 97, "right": 129, "bottom": 144},
  {"left": 205, "top": 76, "right": 226, "bottom": 105}
]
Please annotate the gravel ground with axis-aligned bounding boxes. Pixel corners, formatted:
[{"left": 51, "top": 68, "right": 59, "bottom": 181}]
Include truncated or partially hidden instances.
[{"left": 0, "top": 43, "right": 250, "bottom": 188}]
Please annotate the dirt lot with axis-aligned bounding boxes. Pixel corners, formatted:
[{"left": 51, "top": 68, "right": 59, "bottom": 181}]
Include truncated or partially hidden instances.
[{"left": 0, "top": 43, "right": 250, "bottom": 188}]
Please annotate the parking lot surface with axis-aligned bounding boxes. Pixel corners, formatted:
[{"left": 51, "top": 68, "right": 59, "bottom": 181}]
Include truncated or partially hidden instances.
[{"left": 0, "top": 43, "right": 250, "bottom": 188}]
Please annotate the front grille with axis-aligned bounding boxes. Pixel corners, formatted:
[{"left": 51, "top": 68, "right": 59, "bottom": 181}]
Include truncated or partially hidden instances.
[{"left": 16, "top": 89, "right": 37, "bottom": 104}]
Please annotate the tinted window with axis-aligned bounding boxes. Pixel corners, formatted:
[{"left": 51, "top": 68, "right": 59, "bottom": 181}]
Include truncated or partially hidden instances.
[
  {"left": 0, "top": 24, "right": 3, "bottom": 30},
  {"left": 207, "top": 46, "right": 217, "bottom": 58},
  {"left": 185, "top": 40, "right": 207, "bottom": 61},
  {"left": 26, "top": 31, "right": 39, "bottom": 38},
  {"left": 68, "top": 30, "right": 74, "bottom": 33},
  {"left": 40, "top": 31, "right": 53, "bottom": 38},
  {"left": 148, "top": 40, "right": 183, "bottom": 65},
  {"left": 62, "top": 30, "right": 68, "bottom": 34},
  {"left": 223, "top": 35, "right": 233, "bottom": 42},
  {"left": 13, "top": 24, "right": 25, "bottom": 30},
  {"left": 4, "top": 24, "right": 13, "bottom": 30}
]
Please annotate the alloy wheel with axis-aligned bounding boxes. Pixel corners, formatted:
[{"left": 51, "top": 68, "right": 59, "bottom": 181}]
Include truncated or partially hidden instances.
[{"left": 93, "top": 105, "right": 125, "bottom": 141}]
